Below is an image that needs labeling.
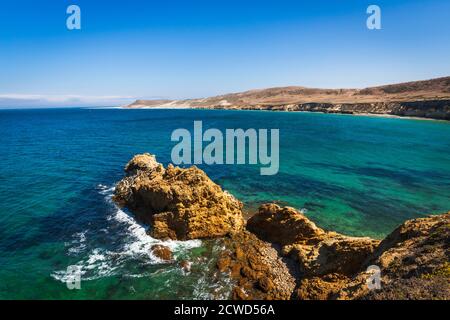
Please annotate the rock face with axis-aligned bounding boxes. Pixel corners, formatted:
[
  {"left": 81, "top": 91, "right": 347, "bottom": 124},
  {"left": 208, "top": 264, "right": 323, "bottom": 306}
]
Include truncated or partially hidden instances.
[
  {"left": 356, "top": 212, "right": 450, "bottom": 300},
  {"left": 248, "top": 204, "right": 380, "bottom": 277},
  {"left": 248, "top": 204, "right": 449, "bottom": 300},
  {"left": 113, "top": 153, "right": 245, "bottom": 240},
  {"left": 230, "top": 100, "right": 450, "bottom": 120},
  {"left": 247, "top": 204, "right": 380, "bottom": 299},
  {"left": 217, "top": 230, "right": 297, "bottom": 300}
]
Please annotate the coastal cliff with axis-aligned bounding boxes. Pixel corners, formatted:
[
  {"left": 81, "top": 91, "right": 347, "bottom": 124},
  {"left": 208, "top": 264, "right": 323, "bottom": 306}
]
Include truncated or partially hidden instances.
[
  {"left": 209, "top": 100, "right": 450, "bottom": 120},
  {"left": 114, "top": 154, "right": 450, "bottom": 300},
  {"left": 126, "top": 77, "right": 450, "bottom": 120}
]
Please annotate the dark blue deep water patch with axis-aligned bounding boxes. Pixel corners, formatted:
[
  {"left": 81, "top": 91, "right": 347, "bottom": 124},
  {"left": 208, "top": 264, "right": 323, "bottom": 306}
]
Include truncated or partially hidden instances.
[{"left": 0, "top": 108, "right": 449, "bottom": 299}]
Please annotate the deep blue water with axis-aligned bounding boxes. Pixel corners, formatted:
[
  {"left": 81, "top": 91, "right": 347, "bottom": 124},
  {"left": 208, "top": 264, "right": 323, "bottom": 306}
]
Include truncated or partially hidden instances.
[{"left": 0, "top": 108, "right": 449, "bottom": 299}]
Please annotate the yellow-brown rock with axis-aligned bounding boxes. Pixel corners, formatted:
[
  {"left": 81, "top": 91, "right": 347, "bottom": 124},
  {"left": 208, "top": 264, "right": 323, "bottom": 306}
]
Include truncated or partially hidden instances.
[
  {"left": 113, "top": 153, "right": 245, "bottom": 240},
  {"left": 150, "top": 244, "right": 173, "bottom": 261},
  {"left": 248, "top": 205, "right": 449, "bottom": 300},
  {"left": 218, "top": 230, "right": 297, "bottom": 300},
  {"left": 348, "top": 212, "right": 450, "bottom": 300},
  {"left": 248, "top": 203, "right": 379, "bottom": 277}
]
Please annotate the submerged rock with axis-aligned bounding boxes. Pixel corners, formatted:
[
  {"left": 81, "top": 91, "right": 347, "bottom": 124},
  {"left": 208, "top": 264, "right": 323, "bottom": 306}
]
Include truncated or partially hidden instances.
[
  {"left": 151, "top": 244, "right": 173, "bottom": 262},
  {"left": 113, "top": 153, "right": 245, "bottom": 240},
  {"left": 179, "top": 260, "right": 192, "bottom": 273}
]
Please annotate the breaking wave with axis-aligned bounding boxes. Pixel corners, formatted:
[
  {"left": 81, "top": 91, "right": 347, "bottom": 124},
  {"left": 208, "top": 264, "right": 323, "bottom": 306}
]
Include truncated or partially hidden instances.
[{"left": 52, "top": 184, "right": 202, "bottom": 282}]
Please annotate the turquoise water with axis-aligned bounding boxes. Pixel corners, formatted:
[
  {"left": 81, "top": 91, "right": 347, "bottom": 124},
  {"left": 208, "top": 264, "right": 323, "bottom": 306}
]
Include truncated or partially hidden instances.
[{"left": 0, "top": 108, "right": 449, "bottom": 299}]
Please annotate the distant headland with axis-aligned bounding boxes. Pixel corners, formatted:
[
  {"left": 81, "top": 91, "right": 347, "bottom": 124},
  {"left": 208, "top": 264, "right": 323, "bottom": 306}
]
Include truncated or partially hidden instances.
[{"left": 125, "top": 76, "right": 450, "bottom": 120}]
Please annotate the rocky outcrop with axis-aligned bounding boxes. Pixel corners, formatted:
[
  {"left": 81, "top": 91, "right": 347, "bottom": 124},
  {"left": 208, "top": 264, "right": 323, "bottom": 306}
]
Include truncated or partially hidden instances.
[
  {"left": 248, "top": 204, "right": 380, "bottom": 277},
  {"left": 246, "top": 204, "right": 380, "bottom": 299},
  {"left": 356, "top": 212, "right": 450, "bottom": 300},
  {"left": 113, "top": 153, "right": 245, "bottom": 240},
  {"left": 288, "top": 100, "right": 450, "bottom": 120},
  {"left": 247, "top": 203, "right": 449, "bottom": 300},
  {"left": 114, "top": 154, "right": 450, "bottom": 300}
]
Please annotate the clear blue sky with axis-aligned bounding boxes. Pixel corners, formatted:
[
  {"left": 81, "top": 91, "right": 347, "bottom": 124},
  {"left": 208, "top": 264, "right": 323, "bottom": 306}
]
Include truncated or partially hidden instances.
[{"left": 0, "top": 0, "right": 449, "bottom": 107}]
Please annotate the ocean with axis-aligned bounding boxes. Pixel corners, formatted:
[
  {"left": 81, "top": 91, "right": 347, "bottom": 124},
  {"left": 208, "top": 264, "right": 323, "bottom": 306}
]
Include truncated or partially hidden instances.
[{"left": 0, "top": 108, "right": 449, "bottom": 299}]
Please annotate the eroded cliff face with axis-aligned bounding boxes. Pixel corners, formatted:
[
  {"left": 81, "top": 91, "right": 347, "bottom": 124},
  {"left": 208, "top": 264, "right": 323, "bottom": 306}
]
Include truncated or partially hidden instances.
[
  {"left": 209, "top": 100, "right": 450, "bottom": 120},
  {"left": 114, "top": 154, "right": 450, "bottom": 300},
  {"left": 113, "top": 153, "right": 245, "bottom": 240}
]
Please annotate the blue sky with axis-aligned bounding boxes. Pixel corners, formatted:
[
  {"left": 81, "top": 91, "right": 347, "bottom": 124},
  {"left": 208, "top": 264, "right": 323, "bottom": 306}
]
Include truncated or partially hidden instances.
[{"left": 0, "top": 0, "right": 449, "bottom": 107}]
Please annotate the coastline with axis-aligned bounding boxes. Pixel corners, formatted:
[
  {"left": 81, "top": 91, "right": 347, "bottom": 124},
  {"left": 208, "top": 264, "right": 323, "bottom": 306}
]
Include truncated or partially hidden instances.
[
  {"left": 120, "top": 105, "right": 449, "bottom": 122},
  {"left": 123, "top": 77, "right": 450, "bottom": 121},
  {"left": 291, "top": 110, "right": 449, "bottom": 122}
]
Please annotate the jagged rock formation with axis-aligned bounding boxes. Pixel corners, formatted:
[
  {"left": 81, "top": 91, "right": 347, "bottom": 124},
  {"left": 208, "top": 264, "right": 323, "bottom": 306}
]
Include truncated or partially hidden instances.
[
  {"left": 113, "top": 153, "right": 245, "bottom": 240},
  {"left": 114, "top": 154, "right": 450, "bottom": 300},
  {"left": 217, "top": 230, "right": 297, "bottom": 300},
  {"left": 247, "top": 204, "right": 450, "bottom": 300},
  {"left": 246, "top": 204, "right": 380, "bottom": 299},
  {"left": 248, "top": 204, "right": 380, "bottom": 277},
  {"left": 358, "top": 213, "right": 450, "bottom": 300}
]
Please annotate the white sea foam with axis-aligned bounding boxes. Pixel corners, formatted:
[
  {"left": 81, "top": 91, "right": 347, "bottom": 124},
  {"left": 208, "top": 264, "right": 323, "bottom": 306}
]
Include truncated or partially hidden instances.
[
  {"left": 52, "top": 184, "right": 202, "bottom": 283},
  {"left": 67, "top": 231, "right": 87, "bottom": 254},
  {"left": 97, "top": 183, "right": 115, "bottom": 195},
  {"left": 111, "top": 206, "right": 201, "bottom": 259}
]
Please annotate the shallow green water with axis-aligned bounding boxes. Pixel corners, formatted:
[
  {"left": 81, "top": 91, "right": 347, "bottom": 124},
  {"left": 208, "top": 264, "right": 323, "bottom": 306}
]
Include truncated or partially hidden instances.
[{"left": 0, "top": 108, "right": 449, "bottom": 299}]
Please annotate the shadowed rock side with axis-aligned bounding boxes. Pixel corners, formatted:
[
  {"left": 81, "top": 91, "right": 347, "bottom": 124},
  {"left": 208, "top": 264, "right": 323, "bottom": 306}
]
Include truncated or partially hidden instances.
[
  {"left": 217, "top": 230, "right": 298, "bottom": 300},
  {"left": 113, "top": 153, "right": 245, "bottom": 240},
  {"left": 114, "top": 154, "right": 450, "bottom": 299}
]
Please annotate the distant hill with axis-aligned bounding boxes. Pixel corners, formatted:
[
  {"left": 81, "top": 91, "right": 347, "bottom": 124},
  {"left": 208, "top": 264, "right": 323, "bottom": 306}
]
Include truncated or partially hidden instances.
[{"left": 126, "top": 77, "right": 450, "bottom": 120}]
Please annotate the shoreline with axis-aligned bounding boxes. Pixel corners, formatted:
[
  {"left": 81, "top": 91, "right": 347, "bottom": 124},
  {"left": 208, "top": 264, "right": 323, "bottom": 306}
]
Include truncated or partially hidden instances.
[{"left": 120, "top": 106, "right": 449, "bottom": 122}]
